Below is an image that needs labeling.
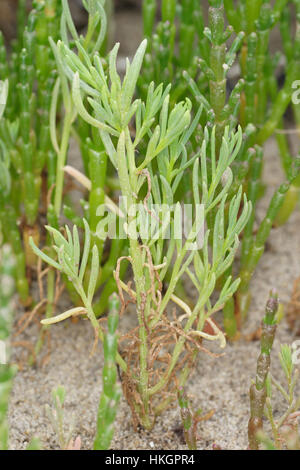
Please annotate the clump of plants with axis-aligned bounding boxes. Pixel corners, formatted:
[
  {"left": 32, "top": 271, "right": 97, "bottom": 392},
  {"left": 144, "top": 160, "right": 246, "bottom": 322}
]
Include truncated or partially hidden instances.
[
  {"left": 142, "top": 0, "right": 300, "bottom": 337},
  {"left": 0, "top": 0, "right": 61, "bottom": 305},
  {"left": 30, "top": 35, "right": 252, "bottom": 428},
  {"left": 0, "top": 0, "right": 299, "bottom": 450}
]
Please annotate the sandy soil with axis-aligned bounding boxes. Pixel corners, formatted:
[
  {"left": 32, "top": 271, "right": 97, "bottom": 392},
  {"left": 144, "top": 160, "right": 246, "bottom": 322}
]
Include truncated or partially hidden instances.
[{"left": 5, "top": 2, "right": 300, "bottom": 451}]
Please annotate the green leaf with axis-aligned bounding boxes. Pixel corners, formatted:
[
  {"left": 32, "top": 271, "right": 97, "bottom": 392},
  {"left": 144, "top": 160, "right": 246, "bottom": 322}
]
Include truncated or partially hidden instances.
[
  {"left": 279, "top": 344, "right": 293, "bottom": 380},
  {"left": 0, "top": 80, "right": 8, "bottom": 120},
  {"left": 121, "top": 39, "right": 147, "bottom": 112},
  {"left": 79, "top": 219, "right": 91, "bottom": 283},
  {"left": 29, "top": 237, "right": 61, "bottom": 271}
]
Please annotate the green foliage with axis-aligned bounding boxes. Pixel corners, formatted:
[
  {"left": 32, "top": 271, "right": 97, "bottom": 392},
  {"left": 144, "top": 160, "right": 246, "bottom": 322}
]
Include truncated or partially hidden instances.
[
  {"left": 31, "top": 32, "right": 251, "bottom": 429},
  {"left": 142, "top": 0, "right": 300, "bottom": 333},
  {"left": 46, "top": 0, "right": 126, "bottom": 318},
  {"left": 45, "top": 386, "right": 75, "bottom": 450},
  {"left": 94, "top": 293, "right": 121, "bottom": 450},
  {"left": 279, "top": 344, "right": 294, "bottom": 380},
  {"left": 248, "top": 290, "right": 278, "bottom": 450},
  {"left": 0, "top": 1, "right": 63, "bottom": 302},
  {"left": 249, "top": 291, "right": 300, "bottom": 450},
  {"left": 0, "top": 245, "right": 18, "bottom": 451},
  {"left": 26, "top": 437, "right": 43, "bottom": 450},
  {"left": 0, "top": 0, "right": 300, "bottom": 448},
  {"left": 177, "top": 388, "right": 214, "bottom": 450}
]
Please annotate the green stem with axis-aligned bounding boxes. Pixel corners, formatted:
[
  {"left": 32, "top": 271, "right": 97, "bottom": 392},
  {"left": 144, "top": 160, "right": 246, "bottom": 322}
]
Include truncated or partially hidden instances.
[
  {"left": 54, "top": 111, "right": 73, "bottom": 217},
  {"left": 248, "top": 290, "right": 278, "bottom": 450},
  {"left": 275, "top": 173, "right": 300, "bottom": 226},
  {"left": 116, "top": 131, "right": 151, "bottom": 428}
]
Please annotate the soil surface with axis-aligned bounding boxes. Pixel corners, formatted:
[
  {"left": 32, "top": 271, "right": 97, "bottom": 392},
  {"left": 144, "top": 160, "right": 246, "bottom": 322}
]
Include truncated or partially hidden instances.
[{"left": 5, "top": 2, "right": 300, "bottom": 451}]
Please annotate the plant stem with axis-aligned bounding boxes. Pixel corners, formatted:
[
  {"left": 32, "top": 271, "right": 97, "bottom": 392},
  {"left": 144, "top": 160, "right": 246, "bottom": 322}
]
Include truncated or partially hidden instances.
[{"left": 248, "top": 290, "right": 278, "bottom": 450}]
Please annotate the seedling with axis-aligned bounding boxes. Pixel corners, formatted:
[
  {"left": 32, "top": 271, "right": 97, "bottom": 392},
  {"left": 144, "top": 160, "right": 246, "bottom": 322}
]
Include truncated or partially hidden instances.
[
  {"left": 177, "top": 387, "right": 215, "bottom": 450},
  {"left": 248, "top": 291, "right": 300, "bottom": 450},
  {"left": 94, "top": 293, "right": 121, "bottom": 450},
  {"left": 30, "top": 35, "right": 251, "bottom": 429},
  {"left": 45, "top": 386, "right": 76, "bottom": 450},
  {"left": 142, "top": 0, "right": 300, "bottom": 335}
]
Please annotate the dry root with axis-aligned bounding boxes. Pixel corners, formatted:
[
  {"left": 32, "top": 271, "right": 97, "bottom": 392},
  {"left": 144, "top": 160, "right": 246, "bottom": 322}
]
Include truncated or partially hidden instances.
[{"left": 114, "top": 246, "right": 222, "bottom": 428}]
